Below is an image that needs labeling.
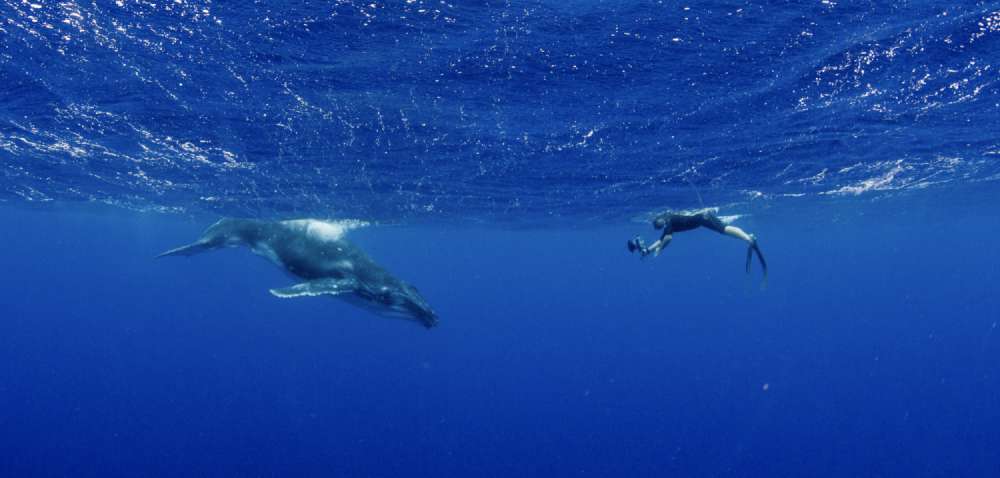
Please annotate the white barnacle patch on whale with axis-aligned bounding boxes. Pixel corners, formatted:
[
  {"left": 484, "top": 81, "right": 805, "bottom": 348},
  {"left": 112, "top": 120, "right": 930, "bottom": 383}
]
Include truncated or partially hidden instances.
[{"left": 281, "top": 219, "right": 369, "bottom": 242}]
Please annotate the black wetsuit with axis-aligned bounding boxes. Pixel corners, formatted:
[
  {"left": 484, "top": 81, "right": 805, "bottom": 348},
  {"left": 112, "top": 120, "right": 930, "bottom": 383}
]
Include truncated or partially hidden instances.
[
  {"left": 655, "top": 211, "right": 727, "bottom": 234},
  {"left": 629, "top": 210, "right": 768, "bottom": 281}
]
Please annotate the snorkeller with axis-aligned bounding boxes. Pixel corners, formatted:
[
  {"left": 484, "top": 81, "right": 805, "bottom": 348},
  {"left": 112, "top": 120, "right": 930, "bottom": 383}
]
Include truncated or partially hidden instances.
[{"left": 627, "top": 209, "right": 767, "bottom": 280}]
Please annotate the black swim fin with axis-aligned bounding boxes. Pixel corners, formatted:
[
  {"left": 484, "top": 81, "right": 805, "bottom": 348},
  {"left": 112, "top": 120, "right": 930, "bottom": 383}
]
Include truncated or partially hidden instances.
[
  {"left": 746, "top": 240, "right": 768, "bottom": 288},
  {"left": 754, "top": 243, "right": 767, "bottom": 278}
]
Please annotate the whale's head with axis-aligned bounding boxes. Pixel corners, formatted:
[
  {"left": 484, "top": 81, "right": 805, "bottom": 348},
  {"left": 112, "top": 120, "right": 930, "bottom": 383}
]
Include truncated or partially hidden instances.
[{"left": 354, "top": 282, "right": 438, "bottom": 329}]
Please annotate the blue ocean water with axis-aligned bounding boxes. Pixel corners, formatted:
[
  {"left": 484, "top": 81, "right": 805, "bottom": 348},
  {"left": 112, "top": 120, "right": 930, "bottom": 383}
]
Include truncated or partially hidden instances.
[{"left": 2, "top": 0, "right": 1000, "bottom": 476}]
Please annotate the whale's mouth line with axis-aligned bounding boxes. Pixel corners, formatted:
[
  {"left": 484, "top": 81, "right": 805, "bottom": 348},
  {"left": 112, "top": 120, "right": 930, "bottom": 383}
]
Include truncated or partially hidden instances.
[{"left": 340, "top": 292, "right": 430, "bottom": 324}]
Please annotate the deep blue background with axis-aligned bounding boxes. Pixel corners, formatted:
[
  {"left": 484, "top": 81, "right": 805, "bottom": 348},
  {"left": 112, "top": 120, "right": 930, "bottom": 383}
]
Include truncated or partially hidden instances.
[
  {"left": 1, "top": 192, "right": 999, "bottom": 476},
  {"left": 3, "top": 0, "right": 1000, "bottom": 475}
]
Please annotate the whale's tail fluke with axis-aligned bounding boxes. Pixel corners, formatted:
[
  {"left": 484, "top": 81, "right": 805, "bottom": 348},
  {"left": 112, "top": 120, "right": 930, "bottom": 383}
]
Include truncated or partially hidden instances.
[{"left": 156, "top": 240, "right": 212, "bottom": 258}]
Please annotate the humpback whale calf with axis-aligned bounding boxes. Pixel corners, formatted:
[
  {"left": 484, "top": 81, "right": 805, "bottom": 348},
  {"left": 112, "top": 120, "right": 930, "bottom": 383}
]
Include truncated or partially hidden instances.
[{"left": 159, "top": 218, "right": 438, "bottom": 328}]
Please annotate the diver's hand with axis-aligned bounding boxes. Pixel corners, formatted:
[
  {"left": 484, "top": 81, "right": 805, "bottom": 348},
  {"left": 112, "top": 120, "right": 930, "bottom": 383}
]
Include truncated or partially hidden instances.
[{"left": 628, "top": 236, "right": 646, "bottom": 255}]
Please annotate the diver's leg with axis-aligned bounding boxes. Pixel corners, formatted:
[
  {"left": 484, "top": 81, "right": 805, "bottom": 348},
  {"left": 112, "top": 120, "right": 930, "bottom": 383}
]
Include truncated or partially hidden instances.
[
  {"left": 723, "top": 225, "right": 753, "bottom": 243},
  {"left": 726, "top": 225, "right": 767, "bottom": 278}
]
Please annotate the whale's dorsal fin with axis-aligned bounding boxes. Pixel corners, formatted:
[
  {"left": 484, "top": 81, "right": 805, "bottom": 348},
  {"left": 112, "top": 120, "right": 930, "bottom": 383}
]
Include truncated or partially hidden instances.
[{"left": 269, "top": 278, "right": 358, "bottom": 298}]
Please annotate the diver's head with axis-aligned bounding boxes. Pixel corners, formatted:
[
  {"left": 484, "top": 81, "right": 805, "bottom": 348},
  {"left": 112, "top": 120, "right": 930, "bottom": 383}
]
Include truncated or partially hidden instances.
[{"left": 653, "top": 216, "right": 668, "bottom": 229}]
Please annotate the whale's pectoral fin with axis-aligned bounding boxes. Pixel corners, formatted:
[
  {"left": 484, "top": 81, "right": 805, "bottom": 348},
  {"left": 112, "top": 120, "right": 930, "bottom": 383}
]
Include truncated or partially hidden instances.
[{"left": 269, "top": 279, "right": 359, "bottom": 299}]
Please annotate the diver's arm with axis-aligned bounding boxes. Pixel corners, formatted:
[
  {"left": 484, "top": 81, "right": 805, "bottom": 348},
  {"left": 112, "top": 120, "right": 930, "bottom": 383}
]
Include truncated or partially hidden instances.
[{"left": 643, "top": 233, "right": 672, "bottom": 257}]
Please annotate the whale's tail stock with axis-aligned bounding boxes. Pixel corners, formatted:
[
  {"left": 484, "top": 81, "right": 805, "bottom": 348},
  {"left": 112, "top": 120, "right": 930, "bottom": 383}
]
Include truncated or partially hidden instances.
[{"left": 156, "top": 240, "right": 213, "bottom": 258}]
